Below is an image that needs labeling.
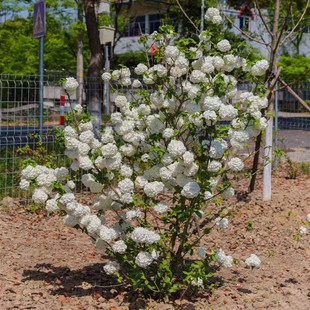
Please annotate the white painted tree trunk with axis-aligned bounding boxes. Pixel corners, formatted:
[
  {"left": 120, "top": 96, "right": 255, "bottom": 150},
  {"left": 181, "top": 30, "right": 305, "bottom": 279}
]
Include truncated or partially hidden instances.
[{"left": 263, "top": 116, "right": 273, "bottom": 201}]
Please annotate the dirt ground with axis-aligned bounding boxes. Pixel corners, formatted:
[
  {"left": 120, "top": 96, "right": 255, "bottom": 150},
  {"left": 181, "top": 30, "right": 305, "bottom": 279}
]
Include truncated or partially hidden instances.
[{"left": 0, "top": 168, "right": 310, "bottom": 310}]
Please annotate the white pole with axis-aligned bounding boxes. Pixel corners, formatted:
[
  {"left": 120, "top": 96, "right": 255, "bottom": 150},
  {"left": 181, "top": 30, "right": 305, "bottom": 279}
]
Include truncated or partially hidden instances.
[{"left": 263, "top": 116, "right": 273, "bottom": 200}]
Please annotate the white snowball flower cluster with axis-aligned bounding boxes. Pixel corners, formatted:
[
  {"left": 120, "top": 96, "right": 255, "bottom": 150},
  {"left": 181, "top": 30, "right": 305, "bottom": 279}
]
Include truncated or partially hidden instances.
[
  {"left": 153, "top": 201, "right": 169, "bottom": 214},
  {"left": 228, "top": 157, "right": 244, "bottom": 172},
  {"left": 103, "top": 261, "right": 120, "bottom": 275},
  {"left": 135, "top": 252, "right": 154, "bottom": 268},
  {"left": 62, "top": 77, "right": 79, "bottom": 96},
  {"left": 217, "top": 39, "right": 231, "bottom": 53},
  {"left": 251, "top": 60, "right": 269, "bottom": 76},
  {"left": 131, "top": 227, "right": 160, "bottom": 245},
  {"left": 245, "top": 254, "right": 261, "bottom": 268},
  {"left": 215, "top": 249, "right": 233, "bottom": 268},
  {"left": 205, "top": 7, "right": 223, "bottom": 24},
  {"left": 306, "top": 214, "right": 310, "bottom": 222}
]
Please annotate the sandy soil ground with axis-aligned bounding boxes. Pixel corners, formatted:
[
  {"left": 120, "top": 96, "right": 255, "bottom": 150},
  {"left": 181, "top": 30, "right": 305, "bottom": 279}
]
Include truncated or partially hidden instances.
[{"left": 0, "top": 168, "right": 310, "bottom": 310}]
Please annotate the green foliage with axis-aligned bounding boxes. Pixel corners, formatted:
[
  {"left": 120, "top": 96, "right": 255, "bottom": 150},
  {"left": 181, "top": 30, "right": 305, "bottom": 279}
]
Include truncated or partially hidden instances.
[
  {"left": 114, "top": 51, "right": 148, "bottom": 68},
  {"left": 246, "top": 220, "right": 254, "bottom": 232},
  {"left": 278, "top": 55, "right": 310, "bottom": 87}
]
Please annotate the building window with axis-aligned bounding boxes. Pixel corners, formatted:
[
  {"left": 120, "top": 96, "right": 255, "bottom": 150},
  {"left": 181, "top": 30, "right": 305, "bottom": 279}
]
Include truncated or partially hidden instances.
[
  {"left": 303, "top": 25, "right": 310, "bottom": 33},
  {"left": 237, "top": 6, "right": 254, "bottom": 31},
  {"left": 239, "top": 17, "right": 250, "bottom": 30},
  {"left": 149, "top": 14, "right": 162, "bottom": 33},
  {"left": 124, "top": 15, "right": 145, "bottom": 36}
]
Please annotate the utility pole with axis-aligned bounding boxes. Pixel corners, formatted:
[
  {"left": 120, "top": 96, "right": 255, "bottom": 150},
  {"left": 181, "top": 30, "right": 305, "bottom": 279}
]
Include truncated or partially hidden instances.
[{"left": 98, "top": 0, "right": 114, "bottom": 115}]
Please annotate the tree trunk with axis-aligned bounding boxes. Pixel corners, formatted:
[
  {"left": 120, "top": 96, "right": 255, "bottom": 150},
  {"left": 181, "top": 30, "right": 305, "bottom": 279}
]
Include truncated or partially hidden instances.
[
  {"left": 76, "top": 0, "right": 84, "bottom": 106},
  {"left": 83, "top": 0, "right": 104, "bottom": 136}
]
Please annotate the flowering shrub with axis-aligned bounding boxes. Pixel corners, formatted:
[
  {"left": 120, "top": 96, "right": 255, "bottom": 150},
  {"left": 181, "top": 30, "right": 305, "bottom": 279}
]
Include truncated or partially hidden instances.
[{"left": 20, "top": 8, "right": 265, "bottom": 298}]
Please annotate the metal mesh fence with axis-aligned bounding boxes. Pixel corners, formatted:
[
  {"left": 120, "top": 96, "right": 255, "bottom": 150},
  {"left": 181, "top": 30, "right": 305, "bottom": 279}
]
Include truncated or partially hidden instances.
[{"left": 1, "top": 75, "right": 310, "bottom": 201}]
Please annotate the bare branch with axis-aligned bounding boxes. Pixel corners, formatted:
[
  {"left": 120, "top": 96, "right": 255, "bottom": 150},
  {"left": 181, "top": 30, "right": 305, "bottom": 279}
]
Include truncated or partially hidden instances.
[
  {"left": 218, "top": 2, "right": 269, "bottom": 46},
  {"left": 175, "top": 0, "right": 200, "bottom": 33},
  {"left": 253, "top": 0, "right": 273, "bottom": 37},
  {"left": 278, "top": 78, "right": 310, "bottom": 112},
  {"left": 280, "top": 0, "right": 310, "bottom": 46},
  {"left": 276, "top": 67, "right": 310, "bottom": 91}
]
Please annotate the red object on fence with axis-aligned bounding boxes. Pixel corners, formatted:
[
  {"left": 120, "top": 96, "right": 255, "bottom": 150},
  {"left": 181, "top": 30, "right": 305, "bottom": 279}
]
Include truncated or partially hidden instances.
[{"left": 60, "top": 95, "right": 65, "bottom": 125}]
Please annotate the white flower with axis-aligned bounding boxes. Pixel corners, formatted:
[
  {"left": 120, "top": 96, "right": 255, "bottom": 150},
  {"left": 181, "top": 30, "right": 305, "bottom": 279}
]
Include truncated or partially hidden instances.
[
  {"left": 126, "top": 209, "right": 141, "bottom": 220},
  {"left": 132, "top": 79, "right": 142, "bottom": 88},
  {"left": 79, "top": 130, "right": 94, "bottom": 144},
  {"left": 181, "top": 181, "right": 200, "bottom": 198},
  {"left": 85, "top": 215, "right": 102, "bottom": 234},
  {"left": 102, "top": 72, "right": 111, "bottom": 81},
  {"left": 19, "top": 179, "right": 30, "bottom": 190},
  {"left": 215, "top": 249, "right": 233, "bottom": 268},
  {"left": 163, "top": 128, "right": 174, "bottom": 140},
  {"left": 103, "top": 152, "right": 122, "bottom": 171},
  {"left": 99, "top": 226, "right": 119, "bottom": 243},
  {"left": 114, "top": 95, "right": 128, "bottom": 109},
  {"left": 120, "top": 144, "right": 136, "bottom": 157},
  {"left": 204, "top": 191, "right": 213, "bottom": 200},
  {"left": 228, "top": 157, "right": 244, "bottom": 172},
  {"left": 153, "top": 201, "right": 168, "bottom": 214},
  {"left": 191, "top": 278, "right": 203, "bottom": 287},
  {"left": 306, "top": 214, "right": 310, "bottom": 222},
  {"left": 112, "top": 240, "right": 127, "bottom": 254},
  {"left": 217, "top": 40, "right": 231, "bottom": 52},
  {"left": 165, "top": 45, "right": 180, "bottom": 59},
  {"left": 55, "top": 167, "right": 69, "bottom": 181},
  {"left": 135, "top": 252, "right": 153, "bottom": 268},
  {"left": 222, "top": 187, "right": 235, "bottom": 199},
  {"left": 167, "top": 140, "right": 186, "bottom": 157},
  {"left": 59, "top": 193, "right": 75, "bottom": 205},
  {"left": 190, "top": 70, "right": 206, "bottom": 83},
  {"left": 32, "top": 188, "right": 48, "bottom": 205},
  {"left": 79, "top": 122, "right": 93, "bottom": 132},
  {"left": 245, "top": 254, "right": 261, "bottom": 268},
  {"left": 299, "top": 226, "right": 307, "bottom": 235},
  {"left": 62, "top": 77, "right": 79, "bottom": 96},
  {"left": 78, "top": 156, "right": 94, "bottom": 170},
  {"left": 120, "top": 164, "right": 133, "bottom": 177},
  {"left": 218, "top": 105, "right": 238, "bottom": 121},
  {"left": 131, "top": 227, "right": 160, "bottom": 244},
  {"left": 118, "top": 178, "right": 134, "bottom": 194},
  {"left": 144, "top": 181, "right": 164, "bottom": 197},
  {"left": 251, "top": 60, "right": 269, "bottom": 76},
  {"left": 203, "top": 96, "right": 222, "bottom": 111},
  {"left": 215, "top": 217, "right": 228, "bottom": 229},
  {"left": 135, "top": 63, "right": 148, "bottom": 75},
  {"left": 208, "top": 161, "right": 222, "bottom": 172},
  {"left": 46, "top": 199, "right": 59, "bottom": 213},
  {"left": 135, "top": 176, "right": 148, "bottom": 189},
  {"left": 103, "top": 261, "right": 120, "bottom": 275}
]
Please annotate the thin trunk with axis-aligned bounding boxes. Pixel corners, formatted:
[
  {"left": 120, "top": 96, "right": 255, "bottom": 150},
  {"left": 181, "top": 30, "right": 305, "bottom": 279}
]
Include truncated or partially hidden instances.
[
  {"left": 76, "top": 0, "right": 84, "bottom": 106},
  {"left": 83, "top": 0, "right": 104, "bottom": 136},
  {"left": 249, "top": 0, "right": 280, "bottom": 193}
]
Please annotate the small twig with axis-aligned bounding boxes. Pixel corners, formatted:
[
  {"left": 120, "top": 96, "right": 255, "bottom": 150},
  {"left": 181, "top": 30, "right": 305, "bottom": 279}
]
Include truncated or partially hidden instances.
[
  {"left": 0, "top": 275, "right": 21, "bottom": 284},
  {"left": 175, "top": 0, "right": 200, "bottom": 33}
]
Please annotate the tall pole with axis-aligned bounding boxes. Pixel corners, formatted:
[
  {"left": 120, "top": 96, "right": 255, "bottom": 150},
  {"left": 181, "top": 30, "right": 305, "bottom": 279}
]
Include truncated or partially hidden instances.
[
  {"left": 39, "top": 36, "right": 44, "bottom": 135},
  {"left": 105, "top": 44, "right": 110, "bottom": 115},
  {"left": 200, "top": 0, "right": 204, "bottom": 32}
]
